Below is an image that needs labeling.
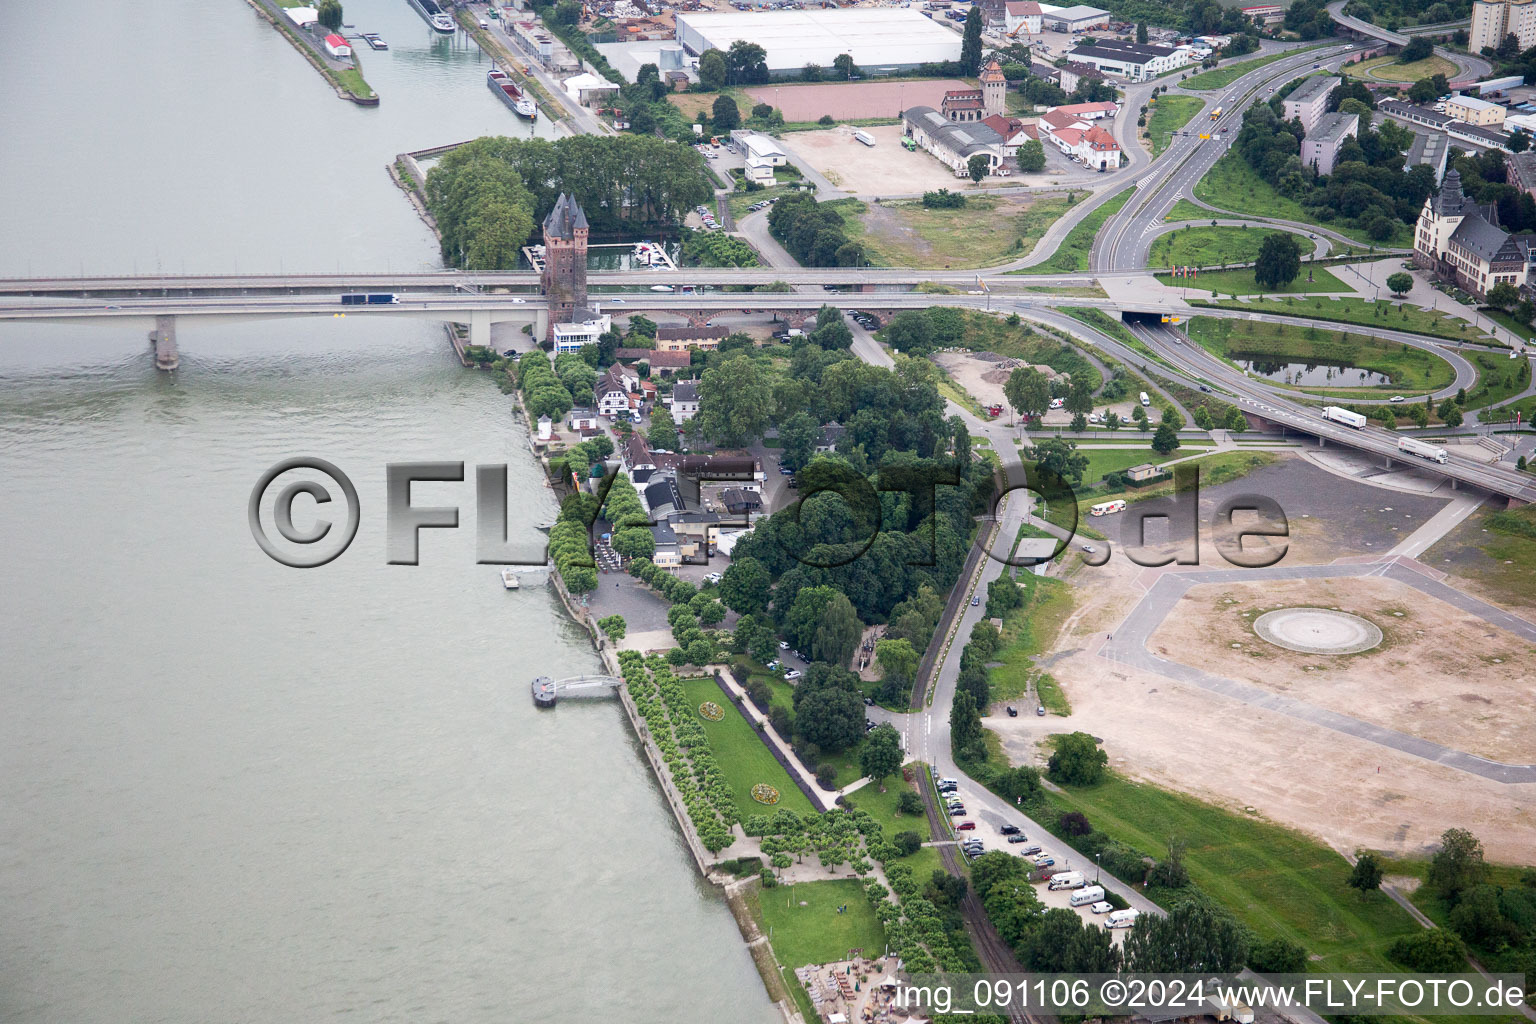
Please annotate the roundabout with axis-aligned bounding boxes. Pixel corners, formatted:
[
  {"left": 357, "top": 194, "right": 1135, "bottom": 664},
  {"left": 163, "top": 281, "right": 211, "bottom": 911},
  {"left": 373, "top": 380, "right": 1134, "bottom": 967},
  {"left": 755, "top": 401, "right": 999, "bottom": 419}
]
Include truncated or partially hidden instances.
[{"left": 1253, "top": 607, "right": 1383, "bottom": 655}]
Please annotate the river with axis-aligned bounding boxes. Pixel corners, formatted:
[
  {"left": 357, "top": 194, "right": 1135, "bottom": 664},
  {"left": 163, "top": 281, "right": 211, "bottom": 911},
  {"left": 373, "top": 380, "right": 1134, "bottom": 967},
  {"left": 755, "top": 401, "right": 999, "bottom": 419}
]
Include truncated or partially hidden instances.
[{"left": 0, "top": 2, "right": 776, "bottom": 1022}]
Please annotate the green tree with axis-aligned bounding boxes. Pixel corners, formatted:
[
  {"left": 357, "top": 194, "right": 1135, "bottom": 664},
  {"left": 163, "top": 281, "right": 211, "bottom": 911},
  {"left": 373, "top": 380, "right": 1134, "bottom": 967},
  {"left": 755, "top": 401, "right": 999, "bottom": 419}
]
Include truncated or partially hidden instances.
[
  {"left": 698, "top": 48, "right": 727, "bottom": 90},
  {"left": 1389, "top": 928, "right": 1467, "bottom": 972},
  {"left": 1048, "top": 731, "right": 1108, "bottom": 785},
  {"left": 780, "top": 411, "right": 821, "bottom": 471},
  {"left": 719, "top": 555, "right": 771, "bottom": 616},
  {"left": 1224, "top": 406, "right": 1248, "bottom": 432},
  {"left": 813, "top": 591, "right": 862, "bottom": 666},
  {"left": 647, "top": 406, "right": 680, "bottom": 452},
  {"left": 1027, "top": 436, "right": 1089, "bottom": 486},
  {"left": 793, "top": 668, "right": 865, "bottom": 752},
  {"left": 996, "top": 764, "right": 1042, "bottom": 803},
  {"left": 832, "top": 52, "right": 857, "bottom": 79},
  {"left": 1399, "top": 36, "right": 1433, "bottom": 63},
  {"left": 1511, "top": 128, "right": 1530, "bottom": 153},
  {"left": 598, "top": 614, "right": 627, "bottom": 642},
  {"left": 1152, "top": 421, "right": 1181, "bottom": 456},
  {"left": 1348, "top": 852, "right": 1384, "bottom": 892},
  {"left": 961, "top": 5, "right": 984, "bottom": 74},
  {"left": 1429, "top": 828, "right": 1488, "bottom": 901},
  {"left": 1254, "top": 233, "right": 1302, "bottom": 289},
  {"left": 893, "top": 830, "right": 922, "bottom": 856},
  {"left": 801, "top": 62, "right": 823, "bottom": 82},
  {"left": 876, "top": 637, "right": 919, "bottom": 699},
  {"left": 950, "top": 688, "right": 983, "bottom": 752},
  {"left": 1249, "top": 937, "right": 1308, "bottom": 974},
  {"left": 1016, "top": 139, "right": 1046, "bottom": 172},
  {"left": 1193, "top": 405, "right": 1214, "bottom": 430},
  {"left": 1386, "top": 272, "right": 1414, "bottom": 296},
  {"left": 711, "top": 95, "right": 741, "bottom": 132},
  {"left": 317, "top": 0, "right": 343, "bottom": 30},
  {"left": 1005, "top": 366, "right": 1051, "bottom": 421},
  {"left": 1437, "top": 399, "right": 1463, "bottom": 427},
  {"left": 1124, "top": 901, "right": 1250, "bottom": 973},
  {"left": 697, "top": 354, "right": 772, "bottom": 446},
  {"left": 1136, "top": 20, "right": 1149, "bottom": 42},
  {"left": 860, "top": 723, "right": 904, "bottom": 786},
  {"left": 1488, "top": 281, "right": 1520, "bottom": 310}
]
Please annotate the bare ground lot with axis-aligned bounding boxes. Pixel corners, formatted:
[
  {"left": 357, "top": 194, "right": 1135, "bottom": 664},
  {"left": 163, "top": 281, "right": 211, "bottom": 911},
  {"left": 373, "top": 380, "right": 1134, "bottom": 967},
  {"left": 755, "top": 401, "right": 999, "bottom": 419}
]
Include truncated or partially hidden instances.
[
  {"left": 931, "top": 350, "right": 1071, "bottom": 412},
  {"left": 779, "top": 124, "right": 966, "bottom": 194},
  {"left": 1148, "top": 576, "right": 1536, "bottom": 763},
  {"left": 996, "top": 550, "right": 1536, "bottom": 864},
  {"left": 743, "top": 79, "right": 972, "bottom": 122}
]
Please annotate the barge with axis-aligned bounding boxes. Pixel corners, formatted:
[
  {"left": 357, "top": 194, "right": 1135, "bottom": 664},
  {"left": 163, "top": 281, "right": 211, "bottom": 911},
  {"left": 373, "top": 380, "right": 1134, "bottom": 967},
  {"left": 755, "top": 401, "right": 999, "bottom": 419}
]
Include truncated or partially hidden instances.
[
  {"left": 407, "top": 0, "right": 457, "bottom": 34},
  {"left": 487, "top": 68, "right": 538, "bottom": 119},
  {"left": 531, "top": 675, "right": 557, "bottom": 707}
]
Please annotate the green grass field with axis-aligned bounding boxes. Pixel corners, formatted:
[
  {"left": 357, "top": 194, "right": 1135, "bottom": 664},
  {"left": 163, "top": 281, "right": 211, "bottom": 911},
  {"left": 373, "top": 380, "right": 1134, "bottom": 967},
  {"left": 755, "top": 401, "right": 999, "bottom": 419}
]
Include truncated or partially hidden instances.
[
  {"left": 1345, "top": 53, "right": 1458, "bottom": 83},
  {"left": 1146, "top": 95, "right": 1206, "bottom": 156},
  {"left": 842, "top": 195, "right": 1071, "bottom": 269},
  {"left": 1042, "top": 774, "right": 1423, "bottom": 971},
  {"left": 987, "top": 572, "right": 1075, "bottom": 706},
  {"left": 1182, "top": 46, "right": 1323, "bottom": 90},
  {"left": 680, "top": 677, "right": 817, "bottom": 820},
  {"left": 1158, "top": 264, "right": 1348, "bottom": 296},
  {"left": 1194, "top": 152, "right": 1413, "bottom": 247},
  {"left": 842, "top": 773, "right": 933, "bottom": 843},
  {"left": 1011, "top": 190, "right": 1131, "bottom": 274},
  {"left": 1465, "top": 347, "right": 1532, "bottom": 409},
  {"left": 1056, "top": 450, "right": 1278, "bottom": 528},
  {"left": 1187, "top": 316, "right": 1457, "bottom": 392},
  {"left": 1196, "top": 295, "right": 1495, "bottom": 343},
  {"left": 1149, "top": 225, "right": 1300, "bottom": 270},
  {"left": 1165, "top": 199, "right": 1214, "bottom": 223},
  {"left": 749, "top": 879, "right": 888, "bottom": 969}
]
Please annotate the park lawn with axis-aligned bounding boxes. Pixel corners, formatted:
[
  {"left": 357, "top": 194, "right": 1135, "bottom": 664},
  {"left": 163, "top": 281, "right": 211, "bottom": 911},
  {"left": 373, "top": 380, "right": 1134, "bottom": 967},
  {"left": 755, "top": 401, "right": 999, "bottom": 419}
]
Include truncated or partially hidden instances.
[
  {"left": 986, "top": 572, "right": 1075, "bottom": 707},
  {"left": 1040, "top": 773, "right": 1423, "bottom": 971},
  {"left": 1186, "top": 316, "right": 1458, "bottom": 392},
  {"left": 666, "top": 87, "right": 751, "bottom": 121},
  {"left": 749, "top": 879, "right": 888, "bottom": 969},
  {"left": 1149, "top": 225, "right": 1305, "bottom": 270},
  {"left": 843, "top": 195, "right": 1071, "bottom": 269},
  {"left": 1082, "top": 445, "right": 1210, "bottom": 483},
  {"left": 1195, "top": 153, "right": 1413, "bottom": 247},
  {"left": 1195, "top": 295, "right": 1496, "bottom": 343},
  {"left": 1146, "top": 95, "right": 1206, "bottom": 156},
  {"left": 1345, "top": 53, "right": 1458, "bottom": 83},
  {"left": 1424, "top": 504, "right": 1536, "bottom": 612},
  {"left": 842, "top": 772, "right": 933, "bottom": 843},
  {"left": 1156, "top": 264, "right": 1348, "bottom": 295},
  {"left": 1464, "top": 346, "right": 1533, "bottom": 409},
  {"left": 680, "top": 676, "right": 818, "bottom": 821},
  {"left": 1182, "top": 46, "right": 1323, "bottom": 90},
  {"left": 1013, "top": 190, "right": 1131, "bottom": 274},
  {"left": 1055, "top": 450, "right": 1278, "bottom": 528}
]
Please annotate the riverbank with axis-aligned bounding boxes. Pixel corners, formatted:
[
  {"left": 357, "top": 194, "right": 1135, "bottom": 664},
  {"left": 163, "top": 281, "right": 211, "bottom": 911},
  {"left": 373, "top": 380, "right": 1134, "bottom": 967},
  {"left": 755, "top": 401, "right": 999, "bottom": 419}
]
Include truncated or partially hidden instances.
[
  {"left": 246, "top": 0, "right": 379, "bottom": 105},
  {"left": 454, "top": 11, "right": 565, "bottom": 124}
]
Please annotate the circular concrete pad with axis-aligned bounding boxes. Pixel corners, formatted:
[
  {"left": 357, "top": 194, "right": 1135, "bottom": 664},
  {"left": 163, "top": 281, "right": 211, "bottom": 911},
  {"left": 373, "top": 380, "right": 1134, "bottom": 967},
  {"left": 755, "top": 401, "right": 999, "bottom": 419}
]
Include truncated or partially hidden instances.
[{"left": 1254, "top": 608, "right": 1383, "bottom": 655}]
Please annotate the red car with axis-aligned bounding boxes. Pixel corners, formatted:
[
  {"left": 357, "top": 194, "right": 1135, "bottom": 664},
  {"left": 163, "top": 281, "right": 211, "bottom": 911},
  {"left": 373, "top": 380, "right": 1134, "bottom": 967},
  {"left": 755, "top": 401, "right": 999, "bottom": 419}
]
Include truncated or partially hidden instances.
[{"left": 957, "top": 821, "right": 976, "bottom": 831}]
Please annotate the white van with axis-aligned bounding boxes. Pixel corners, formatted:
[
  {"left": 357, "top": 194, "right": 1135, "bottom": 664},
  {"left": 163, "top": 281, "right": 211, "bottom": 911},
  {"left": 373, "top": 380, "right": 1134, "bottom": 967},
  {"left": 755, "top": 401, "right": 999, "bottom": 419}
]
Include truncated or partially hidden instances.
[
  {"left": 1090, "top": 900, "right": 1114, "bottom": 914},
  {"left": 1069, "top": 885, "right": 1106, "bottom": 907},
  {"left": 1139, "top": 391, "right": 1151, "bottom": 406},
  {"left": 1047, "top": 871, "right": 1085, "bottom": 890},
  {"left": 1106, "top": 908, "right": 1139, "bottom": 928},
  {"left": 1090, "top": 499, "right": 1127, "bottom": 517}
]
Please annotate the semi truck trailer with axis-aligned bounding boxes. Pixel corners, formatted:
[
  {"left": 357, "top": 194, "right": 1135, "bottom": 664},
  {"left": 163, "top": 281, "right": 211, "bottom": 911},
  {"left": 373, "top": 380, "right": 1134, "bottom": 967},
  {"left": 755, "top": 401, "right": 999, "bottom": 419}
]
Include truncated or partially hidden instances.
[
  {"left": 1398, "top": 436, "right": 1448, "bottom": 464},
  {"left": 1322, "top": 406, "right": 1367, "bottom": 428}
]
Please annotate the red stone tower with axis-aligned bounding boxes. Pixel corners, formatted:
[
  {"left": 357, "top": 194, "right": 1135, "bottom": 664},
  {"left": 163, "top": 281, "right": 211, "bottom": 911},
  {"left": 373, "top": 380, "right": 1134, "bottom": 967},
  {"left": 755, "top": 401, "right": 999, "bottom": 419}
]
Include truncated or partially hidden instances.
[{"left": 541, "top": 192, "right": 589, "bottom": 342}]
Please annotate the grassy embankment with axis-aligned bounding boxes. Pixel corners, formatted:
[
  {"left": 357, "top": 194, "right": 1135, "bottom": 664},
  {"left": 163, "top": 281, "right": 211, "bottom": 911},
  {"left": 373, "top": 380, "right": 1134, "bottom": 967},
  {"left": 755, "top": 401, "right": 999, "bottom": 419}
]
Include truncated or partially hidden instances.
[
  {"left": 1193, "top": 295, "right": 1497, "bottom": 344},
  {"left": 1181, "top": 45, "right": 1326, "bottom": 90},
  {"left": 1043, "top": 450, "right": 1280, "bottom": 531},
  {"left": 266, "top": 0, "right": 376, "bottom": 102},
  {"left": 837, "top": 195, "right": 1072, "bottom": 269},
  {"left": 1149, "top": 225, "right": 1301, "bottom": 270},
  {"left": 1345, "top": 53, "right": 1459, "bottom": 83},
  {"left": 1196, "top": 152, "right": 1415, "bottom": 248},
  {"left": 1146, "top": 95, "right": 1206, "bottom": 156},
  {"left": 1039, "top": 773, "right": 1424, "bottom": 971},
  {"left": 1186, "top": 316, "right": 1458, "bottom": 394},
  {"left": 1424, "top": 504, "right": 1536, "bottom": 610},
  {"left": 987, "top": 571, "right": 1075, "bottom": 713},
  {"left": 747, "top": 879, "right": 887, "bottom": 969},
  {"left": 1157, "top": 264, "right": 1349, "bottom": 295},
  {"left": 679, "top": 677, "right": 817, "bottom": 820},
  {"left": 1012, "top": 190, "right": 1132, "bottom": 274}
]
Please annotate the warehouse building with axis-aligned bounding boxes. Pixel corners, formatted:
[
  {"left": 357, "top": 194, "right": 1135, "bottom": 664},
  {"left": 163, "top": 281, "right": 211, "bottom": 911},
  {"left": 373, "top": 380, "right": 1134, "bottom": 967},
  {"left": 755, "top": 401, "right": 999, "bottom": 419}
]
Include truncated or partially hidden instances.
[
  {"left": 674, "top": 9, "right": 960, "bottom": 77},
  {"left": 1067, "top": 39, "right": 1190, "bottom": 81},
  {"left": 902, "top": 106, "right": 1007, "bottom": 175},
  {"left": 1040, "top": 3, "right": 1111, "bottom": 31}
]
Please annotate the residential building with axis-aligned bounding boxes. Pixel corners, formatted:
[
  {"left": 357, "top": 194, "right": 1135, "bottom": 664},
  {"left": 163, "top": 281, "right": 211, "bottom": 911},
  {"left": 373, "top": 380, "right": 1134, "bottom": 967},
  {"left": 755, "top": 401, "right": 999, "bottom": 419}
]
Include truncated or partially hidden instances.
[
  {"left": 614, "top": 347, "right": 693, "bottom": 373},
  {"left": 541, "top": 193, "right": 589, "bottom": 344},
  {"left": 1414, "top": 168, "right": 1535, "bottom": 299},
  {"left": 552, "top": 311, "right": 612, "bottom": 354},
  {"left": 1508, "top": 150, "right": 1536, "bottom": 197},
  {"left": 595, "top": 363, "right": 642, "bottom": 419},
  {"left": 1281, "top": 75, "right": 1337, "bottom": 134},
  {"left": 1446, "top": 93, "right": 1507, "bottom": 127},
  {"left": 568, "top": 408, "right": 599, "bottom": 432},
  {"left": 1067, "top": 40, "right": 1189, "bottom": 81},
  {"left": 1058, "top": 61, "right": 1106, "bottom": 94},
  {"left": 1050, "top": 100, "right": 1118, "bottom": 120},
  {"left": 980, "top": 114, "right": 1034, "bottom": 155},
  {"left": 655, "top": 326, "right": 729, "bottom": 351},
  {"left": 1004, "top": 0, "right": 1043, "bottom": 34},
  {"left": 1405, "top": 132, "right": 1450, "bottom": 183},
  {"left": 815, "top": 422, "right": 847, "bottom": 453},
  {"left": 1301, "top": 111, "right": 1358, "bottom": 175},
  {"left": 669, "top": 380, "right": 700, "bottom": 421},
  {"left": 902, "top": 106, "right": 1007, "bottom": 175},
  {"left": 719, "top": 487, "right": 763, "bottom": 514},
  {"left": 649, "top": 520, "right": 682, "bottom": 568},
  {"left": 1470, "top": 0, "right": 1536, "bottom": 56}
]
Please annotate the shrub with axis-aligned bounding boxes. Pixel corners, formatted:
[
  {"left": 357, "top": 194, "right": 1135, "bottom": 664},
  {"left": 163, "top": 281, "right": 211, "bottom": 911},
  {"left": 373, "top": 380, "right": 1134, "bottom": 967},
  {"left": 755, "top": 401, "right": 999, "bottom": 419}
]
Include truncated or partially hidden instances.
[
  {"left": 898, "top": 790, "right": 924, "bottom": 816},
  {"left": 1059, "top": 810, "right": 1093, "bottom": 836},
  {"left": 894, "top": 830, "right": 923, "bottom": 856},
  {"left": 818, "top": 114, "right": 835, "bottom": 125},
  {"left": 815, "top": 762, "right": 838, "bottom": 789}
]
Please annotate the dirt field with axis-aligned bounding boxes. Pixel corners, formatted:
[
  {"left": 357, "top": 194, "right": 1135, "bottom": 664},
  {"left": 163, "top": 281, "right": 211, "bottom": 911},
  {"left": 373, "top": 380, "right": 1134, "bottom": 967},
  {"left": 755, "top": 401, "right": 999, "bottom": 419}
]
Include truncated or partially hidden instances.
[
  {"left": 742, "top": 79, "right": 972, "bottom": 122},
  {"left": 1149, "top": 576, "right": 1536, "bottom": 763},
  {"left": 779, "top": 124, "right": 966, "bottom": 193},
  {"left": 988, "top": 549, "right": 1536, "bottom": 865},
  {"left": 931, "top": 350, "right": 1071, "bottom": 412}
]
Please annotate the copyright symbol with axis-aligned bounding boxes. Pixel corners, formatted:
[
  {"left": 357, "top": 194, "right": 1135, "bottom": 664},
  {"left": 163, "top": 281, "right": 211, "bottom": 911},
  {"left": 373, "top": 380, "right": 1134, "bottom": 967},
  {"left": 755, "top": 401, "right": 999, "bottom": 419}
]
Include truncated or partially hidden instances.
[
  {"left": 248, "top": 457, "right": 359, "bottom": 568},
  {"left": 1101, "top": 980, "right": 1127, "bottom": 1007}
]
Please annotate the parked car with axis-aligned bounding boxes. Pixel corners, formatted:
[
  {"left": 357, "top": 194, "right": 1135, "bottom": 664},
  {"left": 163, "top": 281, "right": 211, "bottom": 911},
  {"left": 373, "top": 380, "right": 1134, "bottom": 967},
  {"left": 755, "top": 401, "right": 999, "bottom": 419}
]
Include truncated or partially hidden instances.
[
  {"left": 1033, "top": 854, "right": 1056, "bottom": 868},
  {"left": 785, "top": 670, "right": 802, "bottom": 680},
  {"left": 1019, "top": 844, "right": 1042, "bottom": 856},
  {"left": 1036, "top": 705, "right": 1046, "bottom": 716},
  {"left": 766, "top": 660, "right": 780, "bottom": 670},
  {"left": 863, "top": 696, "right": 874, "bottom": 706},
  {"left": 957, "top": 821, "right": 976, "bottom": 831},
  {"left": 1081, "top": 544, "right": 1095, "bottom": 554},
  {"left": 704, "top": 572, "right": 723, "bottom": 584},
  {"left": 1007, "top": 834, "right": 1029, "bottom": 844},
  {"left": 1000, "top": 824, "right": 1021, "bottom": 835},
  {"left": 971, "top": 595, "right": 980, "bottom": 606},
  {"left": 1006, "top": 706, "right": 1018, "bottom": 717},
  {"left": 948, "top": 806, "right": 967, "bottom": 816},
  {"left": 778, "top": 640, "right": 789, "bottom": 649}
]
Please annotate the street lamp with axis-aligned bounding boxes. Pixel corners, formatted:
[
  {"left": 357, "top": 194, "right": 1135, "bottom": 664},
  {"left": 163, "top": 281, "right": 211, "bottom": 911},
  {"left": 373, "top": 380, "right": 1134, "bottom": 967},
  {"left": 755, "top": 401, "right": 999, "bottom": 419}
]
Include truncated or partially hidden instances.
[{"left": 1096, "top": 852, "right": 1102, "bottom": 884}]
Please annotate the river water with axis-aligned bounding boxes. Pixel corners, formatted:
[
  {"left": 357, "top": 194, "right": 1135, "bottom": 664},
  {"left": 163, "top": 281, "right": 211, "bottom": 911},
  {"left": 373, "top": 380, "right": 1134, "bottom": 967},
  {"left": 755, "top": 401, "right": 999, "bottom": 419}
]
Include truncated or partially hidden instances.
[{"left": 0, "top": 2, "right": 775, "bottom": 1022}]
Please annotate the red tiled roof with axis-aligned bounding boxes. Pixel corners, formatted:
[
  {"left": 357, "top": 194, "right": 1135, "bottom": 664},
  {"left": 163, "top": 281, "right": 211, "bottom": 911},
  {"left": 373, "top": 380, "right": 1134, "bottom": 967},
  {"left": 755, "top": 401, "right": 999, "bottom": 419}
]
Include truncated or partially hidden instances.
[{"left": 1085, "top": 125, "right": 1120, "bottom": 150}]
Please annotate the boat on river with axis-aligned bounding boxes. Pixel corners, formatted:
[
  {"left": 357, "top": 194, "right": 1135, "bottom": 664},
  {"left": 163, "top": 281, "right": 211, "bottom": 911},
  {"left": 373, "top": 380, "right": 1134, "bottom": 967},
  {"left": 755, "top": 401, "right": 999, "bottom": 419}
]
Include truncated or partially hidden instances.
[
  {"left": 487, "top": 69, "right": 538, "bottom": 119},
  {"left": 407, "top": 0, "right": 456, "bottom": 33}
]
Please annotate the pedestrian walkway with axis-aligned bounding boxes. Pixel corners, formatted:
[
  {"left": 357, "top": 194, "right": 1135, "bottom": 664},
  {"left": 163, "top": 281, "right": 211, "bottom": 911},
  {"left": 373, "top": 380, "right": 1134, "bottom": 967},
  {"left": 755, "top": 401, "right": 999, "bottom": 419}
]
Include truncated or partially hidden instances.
[{"left": 713, "top": 665, "right": 830, "bottom": 808}]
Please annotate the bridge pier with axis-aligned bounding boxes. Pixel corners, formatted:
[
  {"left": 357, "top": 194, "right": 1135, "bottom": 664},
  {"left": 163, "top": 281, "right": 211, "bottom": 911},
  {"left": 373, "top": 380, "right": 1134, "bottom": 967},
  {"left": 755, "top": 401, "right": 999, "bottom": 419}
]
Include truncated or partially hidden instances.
[
  {"left": 469, "top": 309, "right": 491, "bottom": 350},
  {"left": 150, "top": 315, "right": 178, "bottom": 371},
  {"left": 535, "top": 307, "right": 548, "bottom": 341}
]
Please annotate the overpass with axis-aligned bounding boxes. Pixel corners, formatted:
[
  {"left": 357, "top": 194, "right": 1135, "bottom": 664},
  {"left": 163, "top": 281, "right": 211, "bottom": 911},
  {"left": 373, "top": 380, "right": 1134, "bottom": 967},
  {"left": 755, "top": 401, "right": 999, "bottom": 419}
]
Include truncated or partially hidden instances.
[{"left": 1326, "top": 1, "right": 1492, "bottom": 80}]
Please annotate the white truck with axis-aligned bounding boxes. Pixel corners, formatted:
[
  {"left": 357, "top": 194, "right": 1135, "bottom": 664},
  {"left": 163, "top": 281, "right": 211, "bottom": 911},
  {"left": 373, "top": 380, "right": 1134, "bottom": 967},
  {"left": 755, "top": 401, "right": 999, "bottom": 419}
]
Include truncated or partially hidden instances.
[
  {"left": 1139, "top": 391, "right": 1151, "bottom": 406},
  {"left": 853, "top": 129, "right": 875, "bottom": 147},
  {"left": 1068, "top": 884, "right": 1106, "bottom": 906},
  {"left": 1047, "top": 870, "right": 1085, "bottom": 890},
  {"left": 1106, "top": 908, "right": 1139, "bottom": 928},
  {"left": 1209, "top": 992, "right": 1255, "bottom": 1024},
  {"left": 1398, "top": 436, "right": 1449, "bottom": 464},
  {"left": 1322, "top": 406, "right": 1367, "bottom": 429}
]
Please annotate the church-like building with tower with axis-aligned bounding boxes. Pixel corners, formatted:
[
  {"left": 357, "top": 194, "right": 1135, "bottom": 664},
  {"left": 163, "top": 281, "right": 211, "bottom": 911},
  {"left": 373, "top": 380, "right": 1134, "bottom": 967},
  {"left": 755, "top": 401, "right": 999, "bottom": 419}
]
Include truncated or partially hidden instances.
[{"left": 940, "top": 59, "right": 1008, "bottom": 122}]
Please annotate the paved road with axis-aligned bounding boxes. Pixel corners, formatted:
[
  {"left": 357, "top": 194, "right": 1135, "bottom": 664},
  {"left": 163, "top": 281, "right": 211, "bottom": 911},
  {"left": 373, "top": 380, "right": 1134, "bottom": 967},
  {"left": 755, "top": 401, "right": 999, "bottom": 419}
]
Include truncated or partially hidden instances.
[
  {"left": 1104, "top": 559, "right": 1536, "bottom": 782},
  {"left": 1326, "top": 1, "right": 1493, "bottom": 80}
]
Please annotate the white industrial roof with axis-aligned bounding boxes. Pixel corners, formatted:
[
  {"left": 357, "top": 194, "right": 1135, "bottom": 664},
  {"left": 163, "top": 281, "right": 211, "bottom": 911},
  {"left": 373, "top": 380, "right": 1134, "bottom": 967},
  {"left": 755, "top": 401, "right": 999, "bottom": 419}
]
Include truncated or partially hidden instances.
[
  {"left": 675, "top": 9, "right": 961, "bottom": 70},
  {"left": 1048, "top": 4, "right": 1110, "bottom": 19},
  {"left": 742, "top": 134, "right": 787, "bottom": 158},
  {"left": 1450, "top": 94, "right": 1503, "bottom": 112}
]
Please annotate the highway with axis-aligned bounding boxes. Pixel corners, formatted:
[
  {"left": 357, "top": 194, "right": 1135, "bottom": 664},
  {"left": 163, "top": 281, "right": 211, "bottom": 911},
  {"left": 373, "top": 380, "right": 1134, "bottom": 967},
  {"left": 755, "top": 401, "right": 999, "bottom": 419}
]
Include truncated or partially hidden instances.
[{"left": 1325, "top": 1, "right": 1493, "bottom": 80}]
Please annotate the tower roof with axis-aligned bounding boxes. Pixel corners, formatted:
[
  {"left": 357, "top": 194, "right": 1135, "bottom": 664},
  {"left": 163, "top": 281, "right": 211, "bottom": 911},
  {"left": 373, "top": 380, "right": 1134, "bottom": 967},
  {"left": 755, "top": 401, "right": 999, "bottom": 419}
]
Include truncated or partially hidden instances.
[
  {"left": 1433, "top": 167, "right": 1465, "bottom": 216},
  {"left": 980, "top": 58, "right": 1006, "bottom": 83},
  {"left": 543, "top": 192, "right": 589, "bottom": 239}
]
